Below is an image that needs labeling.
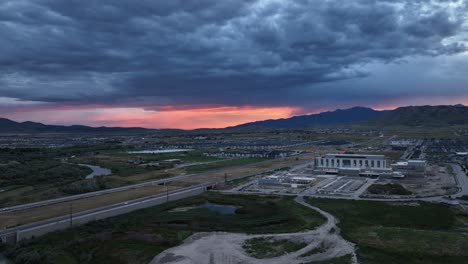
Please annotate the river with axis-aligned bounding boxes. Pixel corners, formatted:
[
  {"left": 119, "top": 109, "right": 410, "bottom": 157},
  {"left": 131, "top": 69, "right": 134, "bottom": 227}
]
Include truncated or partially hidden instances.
[
  {"left": 127, "top": 149, "right": 192, "bottom": 154},
  {"left": 79, "top": 164, "right": 112, "bottom": 179}
]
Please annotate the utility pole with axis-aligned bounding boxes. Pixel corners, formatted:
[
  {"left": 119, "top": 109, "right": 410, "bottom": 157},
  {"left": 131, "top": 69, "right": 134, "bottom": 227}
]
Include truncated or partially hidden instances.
[
  {"left": 69, "top": 203, "right": 73, "bottom": 228},
  {"left": 166, "top": 185, "right": 169, "bottom": 202}
]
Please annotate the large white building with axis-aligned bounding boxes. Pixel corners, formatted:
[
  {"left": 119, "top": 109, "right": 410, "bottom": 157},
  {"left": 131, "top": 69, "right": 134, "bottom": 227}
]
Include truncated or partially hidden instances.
[{"left": 315, "top": 154, "right": 388, "bottom": 171}]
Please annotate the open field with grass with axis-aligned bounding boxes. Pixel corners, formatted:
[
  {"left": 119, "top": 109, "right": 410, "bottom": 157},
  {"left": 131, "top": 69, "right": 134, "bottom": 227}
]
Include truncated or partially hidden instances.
[
  {"left": 0, "top": 148, "right": 95, "bottom": 207},
  {"left": 1, "top": 193, "right": 325, "bottom": 264},
  {"left": 0, "top": 145, "right": 270, "bottom": 207},
  {"left": 367, "top": 183, "right": 413, "bottom": 195},
  {"left": 184, "top": 157, "right": 266, "bottom": 173},
  {"left": 70, "top": 150, "right": 224, "bottom": 178},
  {"left": 307, "top": 198, "right": 468, "bottom": 264},
  {"left": 303, "top": 254, "right": 353, "bottom": 264}
]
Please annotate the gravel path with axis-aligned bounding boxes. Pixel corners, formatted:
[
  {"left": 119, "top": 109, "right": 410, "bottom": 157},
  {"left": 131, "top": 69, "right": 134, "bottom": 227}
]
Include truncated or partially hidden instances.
[{"left": 150, "top": 195, "right": 358, "bottom": 264}]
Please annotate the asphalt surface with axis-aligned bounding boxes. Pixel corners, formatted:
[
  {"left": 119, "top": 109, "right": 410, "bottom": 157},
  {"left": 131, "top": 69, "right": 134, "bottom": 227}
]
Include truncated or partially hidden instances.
[
  {"left": 0, "top": 184, "right": 207, "bottom": 238},
  {"left": 0, "top": 174, "right": 194, "bottom": 213}
]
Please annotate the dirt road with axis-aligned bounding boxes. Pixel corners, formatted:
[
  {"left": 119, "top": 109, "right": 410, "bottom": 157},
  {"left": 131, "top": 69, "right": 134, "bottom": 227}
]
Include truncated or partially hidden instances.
[{"left": 150, "top": 195, "right": 358, "bottom": 264}]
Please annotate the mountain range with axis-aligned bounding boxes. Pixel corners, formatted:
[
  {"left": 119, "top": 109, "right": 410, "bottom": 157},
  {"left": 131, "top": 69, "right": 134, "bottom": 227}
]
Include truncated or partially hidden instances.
[
  {"left": 233, "top": 105, "right": 467, "bottom": 129},
  {"left": 232, "top": 107, "right": 385, "bottom": 129},
  {"left": 0, "top": 118, "right": 155, "bottom": 134},
  {"left": 0, "top": 105, "right": 466, "bottom": 133}
]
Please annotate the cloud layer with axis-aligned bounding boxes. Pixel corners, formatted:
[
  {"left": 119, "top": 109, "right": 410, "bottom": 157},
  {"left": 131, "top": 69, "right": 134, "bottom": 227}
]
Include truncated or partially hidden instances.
[{"left": 0, "top": 0, "right": 467, "bottom": 127}]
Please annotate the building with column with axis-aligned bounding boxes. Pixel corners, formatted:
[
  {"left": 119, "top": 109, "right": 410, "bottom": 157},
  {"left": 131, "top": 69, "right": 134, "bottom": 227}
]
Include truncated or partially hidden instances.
[{"left": 314, "top": 154, "right": 391, "bottom": 176}]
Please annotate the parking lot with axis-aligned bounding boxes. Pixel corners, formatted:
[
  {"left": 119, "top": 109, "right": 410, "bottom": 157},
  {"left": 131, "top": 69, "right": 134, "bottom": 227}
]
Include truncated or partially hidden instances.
[{"left": 314, "top": 176, "right": 367, "bottom": 195}]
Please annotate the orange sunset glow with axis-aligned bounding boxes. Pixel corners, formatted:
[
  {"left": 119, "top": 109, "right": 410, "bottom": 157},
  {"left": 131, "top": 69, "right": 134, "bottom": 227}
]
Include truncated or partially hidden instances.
[{"left": 4, "top": 106, "right": 300, "bottom": 129}]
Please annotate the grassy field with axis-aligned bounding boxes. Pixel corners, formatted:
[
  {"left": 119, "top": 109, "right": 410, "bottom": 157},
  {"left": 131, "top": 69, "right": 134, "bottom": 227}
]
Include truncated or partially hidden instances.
[
  {"left": 307, "top": 198, "right": 468, "bottom": 264},
  {"left": 366, "top": 183, "right": 413, "bottom": 195},
  {"left": 184, "top": 158, "right": 266, "bottom": 174},
  {"left": 0, "top": 146, "right": 260, "bottom": 207},
  {"left": 0, "top": 148, "right": 92, "bottom": 207},
  {"left": 2, "top": 193, "right": 325, "bottom": 264},
  {"left": 71, "top": 150, "right": 224, "bottom": 178}
]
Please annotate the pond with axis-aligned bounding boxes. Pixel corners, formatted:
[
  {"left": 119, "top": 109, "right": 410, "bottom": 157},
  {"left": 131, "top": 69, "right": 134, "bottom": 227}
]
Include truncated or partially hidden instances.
[
  {"left": 127, "top": 149, "right": 192, "bottom": 154},
  {"left": 169, "top": 202, "right": 240, "bottom": 215},
  {"left": 79, "top": 164, "right": 112, "bottom": 179},
  {"left": 198, "top": 202, "right": 239, "bottom": 215},
  {"left": 0, "top": 254, "right": 12, "bottom": 264}
]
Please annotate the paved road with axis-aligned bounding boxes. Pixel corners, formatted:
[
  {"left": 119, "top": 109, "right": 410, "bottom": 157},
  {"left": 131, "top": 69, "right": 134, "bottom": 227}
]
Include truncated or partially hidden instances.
[
  {"left": 0, "top": 174, "right": 195, "bottom": 213},
  {"left": 0, "top": 154, "right": 311, "bottom": 214},
  {"left": 451, "top": 163, "right": 468, "bottom": 198},
  {"left": 0, "top": 184, "right": 208, "bottom": 239}
]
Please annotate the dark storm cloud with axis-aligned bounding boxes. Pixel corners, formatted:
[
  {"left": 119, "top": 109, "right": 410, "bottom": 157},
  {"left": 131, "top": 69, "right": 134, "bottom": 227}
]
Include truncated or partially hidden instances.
[{"left": 0, "top": 0, "right": 466, "bottom": 109}]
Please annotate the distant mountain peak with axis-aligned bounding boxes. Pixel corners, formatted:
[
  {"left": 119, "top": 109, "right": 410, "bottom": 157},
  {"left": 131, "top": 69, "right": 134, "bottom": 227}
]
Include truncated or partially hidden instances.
[
  {"left": 0, "top": 117, "right": 156, "bottom": 134},
  {"left": 232, "top": 106, "right": 383, "bottom": 129},
  {"left": 367, "top": 105, "right": 468, "bottom": 126}
]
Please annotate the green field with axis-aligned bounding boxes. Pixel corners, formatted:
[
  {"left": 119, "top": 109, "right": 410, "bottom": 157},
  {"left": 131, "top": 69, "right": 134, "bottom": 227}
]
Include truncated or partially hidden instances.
[
  {"left": 0, "top": 148, "right": 92, "bottom": 207},
  {"left": 366, "top": 183, "right": 413, "bottom": 195},
  {"left": 2, "top": 193, "right": 325, "bottom": 264},
  {"left": 307, "top": 198, "right": 468, "bottom": 264},
  {"left": 184, "top": 158, "right": 266, "bottom": 173},
  {"left": 72, "top": 150, "right": 225, "bottom": 178}
]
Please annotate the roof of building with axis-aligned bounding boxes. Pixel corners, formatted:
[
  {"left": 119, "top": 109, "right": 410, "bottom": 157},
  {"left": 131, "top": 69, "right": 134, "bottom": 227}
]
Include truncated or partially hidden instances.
[{"left": 322, "top": 154, "right": 385, "bottom": 160}]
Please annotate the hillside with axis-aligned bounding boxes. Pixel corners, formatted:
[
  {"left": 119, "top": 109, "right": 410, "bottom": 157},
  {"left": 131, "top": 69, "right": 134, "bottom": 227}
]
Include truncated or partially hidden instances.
[
  {"left": 232, "top": 107, "right": 385, "bottom": 128},
  {"left": 0, "top": 118, "right": 155, "bottom": 134},
  {"left": 367, "top": 105, "right": 468, "bottom": 126}
]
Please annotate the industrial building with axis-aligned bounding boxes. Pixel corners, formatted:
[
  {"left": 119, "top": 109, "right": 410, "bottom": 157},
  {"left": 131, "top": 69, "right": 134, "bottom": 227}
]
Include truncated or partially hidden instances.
[
  {"left": 258, "top": 175, "right": 317, "bottom": 188},
  {"left": 315, "top": 154, "right": 388, "bottom": 173},
  {"left": 391, "top": 160, "right": 426, "bottom": 176}
]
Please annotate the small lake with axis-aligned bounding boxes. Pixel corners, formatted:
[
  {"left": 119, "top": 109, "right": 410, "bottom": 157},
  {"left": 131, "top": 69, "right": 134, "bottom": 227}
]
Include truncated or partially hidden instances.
[
  {"left": 127, "top": 149, "right": 192, "bottom": 154},
  {"left": 198, "top": 202, "right": 239, "bottom": 215},
  {"left": 79, "top": 164, "right": 112, "bottom": 179}
]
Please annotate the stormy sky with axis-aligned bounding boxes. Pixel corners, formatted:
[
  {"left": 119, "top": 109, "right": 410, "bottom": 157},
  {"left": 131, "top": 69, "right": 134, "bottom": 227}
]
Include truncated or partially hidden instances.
[{"left": 1, "top": 0, "right": 467, "bottom": 128}]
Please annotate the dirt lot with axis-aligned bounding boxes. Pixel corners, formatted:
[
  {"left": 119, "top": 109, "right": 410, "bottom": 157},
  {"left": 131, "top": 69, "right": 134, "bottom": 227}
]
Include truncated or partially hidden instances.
[{"left": 372, "top": 165, "right": 457, "bottom": 197}]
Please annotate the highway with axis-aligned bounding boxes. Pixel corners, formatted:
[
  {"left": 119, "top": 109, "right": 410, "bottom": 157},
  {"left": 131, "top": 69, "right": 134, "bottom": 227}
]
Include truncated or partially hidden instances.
[
  {"left": 0, "top": 153, "right": 312, "bottom": 214},
  {"left": 0, "top": 184, "right": 209, "bottom": 240},
  {"left": 0, "top": 173, "right": 195, "bottom": 213},
  {"left": 451, "top": 163, "right": 468, "bottom": 198}
]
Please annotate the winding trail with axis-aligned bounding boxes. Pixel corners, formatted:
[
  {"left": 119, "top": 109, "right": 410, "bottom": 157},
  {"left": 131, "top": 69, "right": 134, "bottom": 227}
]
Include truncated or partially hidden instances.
[{"left": 150, "top": 195, "right": 358, "bottom": 264}]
